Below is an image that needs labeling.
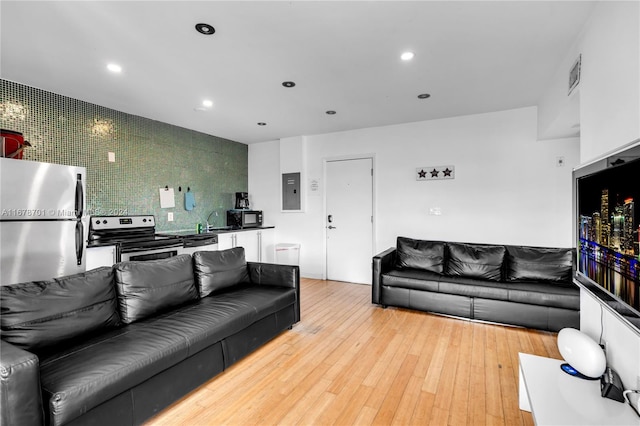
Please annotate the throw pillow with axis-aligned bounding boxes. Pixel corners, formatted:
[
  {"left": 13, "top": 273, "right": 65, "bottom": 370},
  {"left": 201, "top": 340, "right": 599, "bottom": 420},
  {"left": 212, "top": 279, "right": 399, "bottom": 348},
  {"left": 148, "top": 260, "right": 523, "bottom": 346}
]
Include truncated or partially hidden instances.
[
  {"left": 0, "top": 266, "right": 119, "bottom": 352},
  {"left": 114, "top": 254, "right": 198, "bottom": 324},
  {"left": 506, "top": 246, "right": 573, "bottom": 283},
  {"left": 446, "top": 242, "right": 506, "bottom": 282},
  {"left": 193, "top": 247, "right": 250, "bottom": 297},
  {"left": 396, "top": 237, "right": 445, "bottom": 274}
]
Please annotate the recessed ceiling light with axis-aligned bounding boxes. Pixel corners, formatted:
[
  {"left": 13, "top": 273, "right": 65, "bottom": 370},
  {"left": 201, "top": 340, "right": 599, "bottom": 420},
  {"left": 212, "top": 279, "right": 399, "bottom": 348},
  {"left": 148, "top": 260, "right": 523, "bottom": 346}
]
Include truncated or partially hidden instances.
[
  {"left": 107, "top": 63, "right": 122, "bottom": 73},
  {"left": 195, "top": 23, "right": 215, "bottom": 35},
  {"left": 326, "top": 110, "right": 336, "bottom": 115},
  {"left": 257, "top": 122, "right": 267, "bottom": 126},
  {"left": 282, "top": 81, "right": 296, "bottom": 88},
  {"left": 202, "top": 99, "right": 213, "bottom": 108},
  {"left": 417, "top": 93, "right": 431, "bottom": 99},
  {"left": 401, "top": 52, "right": 415, "bottom": 61}
]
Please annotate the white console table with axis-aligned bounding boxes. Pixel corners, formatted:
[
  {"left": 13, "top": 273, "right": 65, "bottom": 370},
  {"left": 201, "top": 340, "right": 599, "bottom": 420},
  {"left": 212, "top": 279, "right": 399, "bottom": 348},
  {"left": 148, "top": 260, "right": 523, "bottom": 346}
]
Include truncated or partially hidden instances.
[{"left": 519, "top": 353, "right": 638, "bottom": 425}]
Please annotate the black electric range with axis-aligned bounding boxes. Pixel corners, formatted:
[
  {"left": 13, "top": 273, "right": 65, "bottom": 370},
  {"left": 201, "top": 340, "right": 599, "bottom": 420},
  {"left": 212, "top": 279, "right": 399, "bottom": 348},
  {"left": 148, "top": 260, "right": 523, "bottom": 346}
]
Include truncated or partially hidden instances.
[{"left": 88, "top": 215, "right": 183, "bottom": 255}]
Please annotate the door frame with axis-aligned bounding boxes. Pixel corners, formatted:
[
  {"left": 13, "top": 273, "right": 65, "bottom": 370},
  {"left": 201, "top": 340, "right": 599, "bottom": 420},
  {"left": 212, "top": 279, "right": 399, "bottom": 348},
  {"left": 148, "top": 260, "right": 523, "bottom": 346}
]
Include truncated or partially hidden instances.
[{"left": 322, "top": 153, "right": 377, "bottom": 281}]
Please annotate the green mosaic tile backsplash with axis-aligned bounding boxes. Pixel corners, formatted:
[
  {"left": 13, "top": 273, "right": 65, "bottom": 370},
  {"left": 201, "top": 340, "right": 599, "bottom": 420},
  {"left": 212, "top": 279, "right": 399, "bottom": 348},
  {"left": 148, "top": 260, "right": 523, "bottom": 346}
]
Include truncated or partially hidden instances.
[{"left": 0, "top": 79, "right": 247, "bottom": 231}]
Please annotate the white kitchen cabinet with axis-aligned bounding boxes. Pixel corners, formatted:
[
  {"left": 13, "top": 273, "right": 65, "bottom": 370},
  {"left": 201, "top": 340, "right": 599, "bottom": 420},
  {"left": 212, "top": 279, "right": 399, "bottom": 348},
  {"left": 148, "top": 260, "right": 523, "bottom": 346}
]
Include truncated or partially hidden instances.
[
  {"left": 181, "top": 243, "right": 219, "bottom": 256},
  {"left": 259, "top": 228, "right": 275, "bottom": 263},
  {"left": 236, "top": 231, "right": 259, "bottom": 262},
  {"left": 86, "top": 245, "right": 117, "bottom": 270},
  {"left": 216, "top": 233, "right": 235, "bottom": 251},
  {"left": 215, "top": 228, "right": 274, "bottom": 263}
]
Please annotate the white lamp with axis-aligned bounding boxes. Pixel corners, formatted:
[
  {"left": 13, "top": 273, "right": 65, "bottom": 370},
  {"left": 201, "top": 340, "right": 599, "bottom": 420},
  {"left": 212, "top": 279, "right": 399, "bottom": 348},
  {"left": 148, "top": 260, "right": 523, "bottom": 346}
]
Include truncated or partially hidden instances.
[{"left": 557, "top": 328, "right": 606, "bottom": 379}]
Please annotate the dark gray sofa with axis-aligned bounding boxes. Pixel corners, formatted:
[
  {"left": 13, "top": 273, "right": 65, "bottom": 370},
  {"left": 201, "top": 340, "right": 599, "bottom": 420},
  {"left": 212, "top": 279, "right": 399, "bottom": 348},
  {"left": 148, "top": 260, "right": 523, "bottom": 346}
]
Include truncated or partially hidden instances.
[
  {"left": 372, "top": 237, "right": 579, "bottom": 332},
  {"left": 0, "top": 247, "right": 300, "bottom": 426}
]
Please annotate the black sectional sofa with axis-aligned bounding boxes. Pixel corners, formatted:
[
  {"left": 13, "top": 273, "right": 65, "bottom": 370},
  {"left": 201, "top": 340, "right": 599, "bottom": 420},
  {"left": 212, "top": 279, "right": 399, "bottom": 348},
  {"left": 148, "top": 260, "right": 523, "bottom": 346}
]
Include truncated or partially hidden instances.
[
  {"left": 373, "top": 237, "right": 579, "bottom": 332},
  {"left": 0, "top": 248, "right": 300, "bottom": 426}
]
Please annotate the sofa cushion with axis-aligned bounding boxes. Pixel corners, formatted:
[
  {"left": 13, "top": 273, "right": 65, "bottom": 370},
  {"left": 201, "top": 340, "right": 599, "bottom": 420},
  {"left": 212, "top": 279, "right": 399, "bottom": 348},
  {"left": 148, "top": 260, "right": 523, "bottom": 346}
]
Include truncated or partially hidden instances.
[
  {"left": 0, "top": 267, "right": 119, "bottom": 352},
  {"left": 437, "top": 275, "right": 510, "bottom": 300},
  {"left": 38, "top": 320, "right": 191, "bottom": 426},
  {"left": 506, "top": 246, "right": 573, "bottom": 283},
  {"left": 38, "top": 283, "right": 297, "bottom": 425},
  {"left": 143, "top": 285, "right": 296, "bottom": 355},
  {"left": 506, "top": 281, "right": 579, "bottom": 310},
  {"left": 396, "top": 237, "right": 445, "bottom": 273},
  {"left": 114, "top": 254, "right": 198, "bottom": 324},
  {"left": 446, "top": 242, "right": 505, "bottom": 282},
  {"left": 381, "top": 269, "right": 440, "bottom": 292},
  {"left": 193, "top": 247, "right": 250, "bottom": 297}
]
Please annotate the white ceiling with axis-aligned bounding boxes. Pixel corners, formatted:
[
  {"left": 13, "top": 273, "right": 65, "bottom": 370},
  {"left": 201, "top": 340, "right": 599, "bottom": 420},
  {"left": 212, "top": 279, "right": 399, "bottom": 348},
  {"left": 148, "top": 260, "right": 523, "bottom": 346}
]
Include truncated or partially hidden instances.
[{"left": 0, "top": 1, "right": 596, "bottom": 144}]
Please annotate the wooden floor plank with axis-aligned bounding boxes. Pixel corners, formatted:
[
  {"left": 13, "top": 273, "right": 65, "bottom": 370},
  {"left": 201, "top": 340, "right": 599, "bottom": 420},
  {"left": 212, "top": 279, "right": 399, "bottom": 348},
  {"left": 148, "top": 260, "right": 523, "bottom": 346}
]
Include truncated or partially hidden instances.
[
  {"left": 483, "top": 324, "right": 504, "bottom": 421},
  {"left": 448, "top": 321, "right": 473, "bottom": 426},
  {"left": 332, "top": 384, "right": 375, "bottom": 426},
  {"left": 409, "top": 390, "right": 436, "bottom": 424},
  {"left": 145, "top": 279, "right": 561, "bottom": 426},
  {"left": 469, "top": 324, "right": 487, "bottom": 426},
  {"left": 422, "top": 318, "right": 455, "bottom": 393},
  {"left": 390, "top": 374, "right": 423, "bottom": 425},
  {"left": 371, "top": 354, "right": 419, "bottom": 425}
]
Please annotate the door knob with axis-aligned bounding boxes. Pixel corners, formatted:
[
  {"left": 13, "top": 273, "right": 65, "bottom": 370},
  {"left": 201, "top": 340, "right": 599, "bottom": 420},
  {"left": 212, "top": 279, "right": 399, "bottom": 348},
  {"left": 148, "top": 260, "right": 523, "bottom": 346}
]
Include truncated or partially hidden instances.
[{"left": 328, "top": 225, "right": 337, "bottom": 229}]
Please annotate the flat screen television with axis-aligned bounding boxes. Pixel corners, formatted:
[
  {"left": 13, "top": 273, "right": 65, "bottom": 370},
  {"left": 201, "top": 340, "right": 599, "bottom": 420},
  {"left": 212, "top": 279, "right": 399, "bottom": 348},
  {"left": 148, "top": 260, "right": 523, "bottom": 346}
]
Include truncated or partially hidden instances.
[{"left": 573, "top": 139, "right": 640, "bottom": 331}]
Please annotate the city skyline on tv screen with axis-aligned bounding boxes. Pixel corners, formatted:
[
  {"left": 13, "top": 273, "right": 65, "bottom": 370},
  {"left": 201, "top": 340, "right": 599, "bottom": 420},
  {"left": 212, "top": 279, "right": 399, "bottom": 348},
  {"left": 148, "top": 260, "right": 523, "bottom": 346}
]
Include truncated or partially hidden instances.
[{"left": 577, "top": 158, "right": 639, "bottom": 314}]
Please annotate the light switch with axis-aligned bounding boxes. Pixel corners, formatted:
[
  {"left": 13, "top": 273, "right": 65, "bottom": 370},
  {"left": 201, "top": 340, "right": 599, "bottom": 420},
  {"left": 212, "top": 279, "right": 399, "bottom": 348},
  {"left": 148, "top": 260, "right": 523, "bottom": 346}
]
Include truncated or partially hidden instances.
[
  {"left": 108, "top": 152, "right": 116, "bottom": 162},
  {"left": 168, "top": 212, "right": 174, "bottom": 222}
]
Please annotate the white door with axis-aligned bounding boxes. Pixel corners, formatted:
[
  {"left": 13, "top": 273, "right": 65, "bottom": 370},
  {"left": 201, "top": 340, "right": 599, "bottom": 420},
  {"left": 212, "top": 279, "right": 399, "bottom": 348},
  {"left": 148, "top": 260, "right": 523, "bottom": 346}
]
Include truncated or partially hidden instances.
[{"left": 326, "top": 158, "right": 373, "bottom": 284}]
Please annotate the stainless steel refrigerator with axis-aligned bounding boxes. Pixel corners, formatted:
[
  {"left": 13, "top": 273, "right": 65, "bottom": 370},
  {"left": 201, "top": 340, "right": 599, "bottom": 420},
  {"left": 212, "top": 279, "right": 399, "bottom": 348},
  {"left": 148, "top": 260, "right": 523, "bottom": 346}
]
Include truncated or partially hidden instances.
[{"left": 0, "top": 158, "right": 87, "bottom": 285}]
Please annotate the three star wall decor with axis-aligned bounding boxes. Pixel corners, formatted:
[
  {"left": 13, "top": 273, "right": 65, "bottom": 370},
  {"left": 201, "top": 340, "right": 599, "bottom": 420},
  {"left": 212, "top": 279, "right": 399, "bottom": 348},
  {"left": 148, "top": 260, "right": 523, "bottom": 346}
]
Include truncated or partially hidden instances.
[{"left": 416, "top": 165, "right": 455, "bottom": 181}]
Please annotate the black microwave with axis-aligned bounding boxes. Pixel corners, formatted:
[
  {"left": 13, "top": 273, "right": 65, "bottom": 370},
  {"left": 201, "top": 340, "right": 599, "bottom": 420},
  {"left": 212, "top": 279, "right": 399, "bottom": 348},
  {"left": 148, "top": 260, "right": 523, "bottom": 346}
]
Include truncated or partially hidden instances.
[{"left": 227, "top": 209, "right": 263, "bottom": 228}]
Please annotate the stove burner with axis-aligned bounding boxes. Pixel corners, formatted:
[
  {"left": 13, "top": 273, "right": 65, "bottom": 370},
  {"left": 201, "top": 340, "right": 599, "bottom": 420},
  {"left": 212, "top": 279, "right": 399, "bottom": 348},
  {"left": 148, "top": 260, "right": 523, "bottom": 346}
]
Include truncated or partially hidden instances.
[{"left": 88, "top": 215, "right": 181, "bottom": 250}]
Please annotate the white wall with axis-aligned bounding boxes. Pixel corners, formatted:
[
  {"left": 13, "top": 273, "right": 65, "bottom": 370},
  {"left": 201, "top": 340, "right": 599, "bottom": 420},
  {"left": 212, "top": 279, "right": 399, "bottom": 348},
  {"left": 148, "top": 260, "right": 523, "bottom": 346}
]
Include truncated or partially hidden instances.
[
  {"left": 538, "top": 1, "right": 639, "bottom": 161},
  {"left": 539, "top": 1, "right": 640, "bottom": 391},
  {"left": 581, "top": 291, "right": 640, "bottom": 390},
  {"left": 249, "top": 0, "right": 639, "bottom": 390},
  {"left": 578, "top": 1, "right": 640, "bottom": 163},
  {"left": 249, "top": 106, "right": 579, "bottom": 280}
]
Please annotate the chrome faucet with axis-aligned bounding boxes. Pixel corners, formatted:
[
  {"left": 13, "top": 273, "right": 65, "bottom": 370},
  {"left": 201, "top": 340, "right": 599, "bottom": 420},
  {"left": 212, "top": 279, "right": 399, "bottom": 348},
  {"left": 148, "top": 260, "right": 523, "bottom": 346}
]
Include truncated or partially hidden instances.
[{"left": 205, "top": 210, "right": 219, "bottom": 232}]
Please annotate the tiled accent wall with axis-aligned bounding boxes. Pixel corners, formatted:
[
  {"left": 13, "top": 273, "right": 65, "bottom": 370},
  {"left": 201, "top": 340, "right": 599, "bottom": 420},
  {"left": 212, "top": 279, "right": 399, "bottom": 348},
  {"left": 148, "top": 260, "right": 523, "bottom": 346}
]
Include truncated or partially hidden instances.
[{"left": 0, "top": 79, "right": 247, "bottom": 231}]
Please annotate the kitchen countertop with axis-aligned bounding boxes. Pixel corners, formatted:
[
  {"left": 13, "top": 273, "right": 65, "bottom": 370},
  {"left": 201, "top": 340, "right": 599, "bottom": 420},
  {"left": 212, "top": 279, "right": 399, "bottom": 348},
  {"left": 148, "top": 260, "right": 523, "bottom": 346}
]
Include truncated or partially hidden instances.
[
  {"left": 158, "top": 226, "right": 275, "bottom": 238},
  {"left": 87, "top": 226, "right": 275, "bottom": 248}
]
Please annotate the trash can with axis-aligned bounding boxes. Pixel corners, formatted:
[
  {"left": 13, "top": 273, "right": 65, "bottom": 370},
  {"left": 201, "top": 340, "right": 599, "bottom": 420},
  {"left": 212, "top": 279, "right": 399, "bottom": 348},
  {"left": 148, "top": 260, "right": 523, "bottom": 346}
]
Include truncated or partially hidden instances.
[{"left": 275, "top": 243, "right": 300, "bottom": 266}]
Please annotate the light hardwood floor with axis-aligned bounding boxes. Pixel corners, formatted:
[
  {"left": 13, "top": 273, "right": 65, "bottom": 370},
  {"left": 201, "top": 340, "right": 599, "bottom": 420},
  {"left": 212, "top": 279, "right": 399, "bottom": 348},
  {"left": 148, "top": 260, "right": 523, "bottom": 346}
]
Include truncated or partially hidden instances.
[{"left": 146, "top": 278, "right": 562, "bottom": 425}]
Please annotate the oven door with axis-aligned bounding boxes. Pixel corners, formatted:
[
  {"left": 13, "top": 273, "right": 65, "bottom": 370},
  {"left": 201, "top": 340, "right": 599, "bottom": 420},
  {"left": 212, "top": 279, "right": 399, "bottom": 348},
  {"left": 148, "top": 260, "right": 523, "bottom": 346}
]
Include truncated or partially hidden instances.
[{"left": 119, "top": 243, "right": 183, "bottom": 262}]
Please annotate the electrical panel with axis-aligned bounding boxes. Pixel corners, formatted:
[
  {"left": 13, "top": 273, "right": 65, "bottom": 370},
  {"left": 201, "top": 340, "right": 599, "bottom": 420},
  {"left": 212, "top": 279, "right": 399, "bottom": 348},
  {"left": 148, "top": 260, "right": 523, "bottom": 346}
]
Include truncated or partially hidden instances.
[{"left": 282, "top": 172, "right": 301, "bottom": 210}]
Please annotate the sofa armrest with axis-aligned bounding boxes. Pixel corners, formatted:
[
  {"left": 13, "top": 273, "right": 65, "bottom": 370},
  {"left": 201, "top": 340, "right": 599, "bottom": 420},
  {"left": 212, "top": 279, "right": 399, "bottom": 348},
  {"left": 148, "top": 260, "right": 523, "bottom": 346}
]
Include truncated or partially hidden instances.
[
  {"left": 247, "top": 262, "right": 301, "bottom": 323},
  {"left": 372, "top": 247, "right": 396, "bottom": 305},
  {"left": 0, "top": 339, "right": 44, "bottom": 426}
]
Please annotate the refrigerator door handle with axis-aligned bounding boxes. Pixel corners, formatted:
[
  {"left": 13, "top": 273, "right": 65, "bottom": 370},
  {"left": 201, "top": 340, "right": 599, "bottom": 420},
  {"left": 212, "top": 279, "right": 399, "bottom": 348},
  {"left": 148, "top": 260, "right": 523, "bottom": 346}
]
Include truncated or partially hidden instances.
[
  {"left": 75, "top": 173, "right": 84, "bottom": 219},
  {"left": 75, "top": 220, "right": 84, "bottom": 266}
]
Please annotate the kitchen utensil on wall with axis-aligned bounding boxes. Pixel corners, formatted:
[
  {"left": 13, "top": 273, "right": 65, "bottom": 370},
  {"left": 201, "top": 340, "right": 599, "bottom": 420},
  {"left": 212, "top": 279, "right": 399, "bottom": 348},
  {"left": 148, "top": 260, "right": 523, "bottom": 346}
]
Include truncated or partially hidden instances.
[
  {"left": 184, "top": 189, "right": 196, "bottom": 211},
  {"left": 1, "top": 129, "right": 31, "bottom": 159}
]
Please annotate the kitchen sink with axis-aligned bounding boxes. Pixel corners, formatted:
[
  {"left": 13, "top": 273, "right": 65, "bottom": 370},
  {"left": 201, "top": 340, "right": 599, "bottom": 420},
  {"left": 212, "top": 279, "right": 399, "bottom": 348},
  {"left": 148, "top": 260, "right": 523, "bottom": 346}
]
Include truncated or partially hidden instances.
[{"left": 205, "top": 226, "right": 233, "bottom": 231}]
